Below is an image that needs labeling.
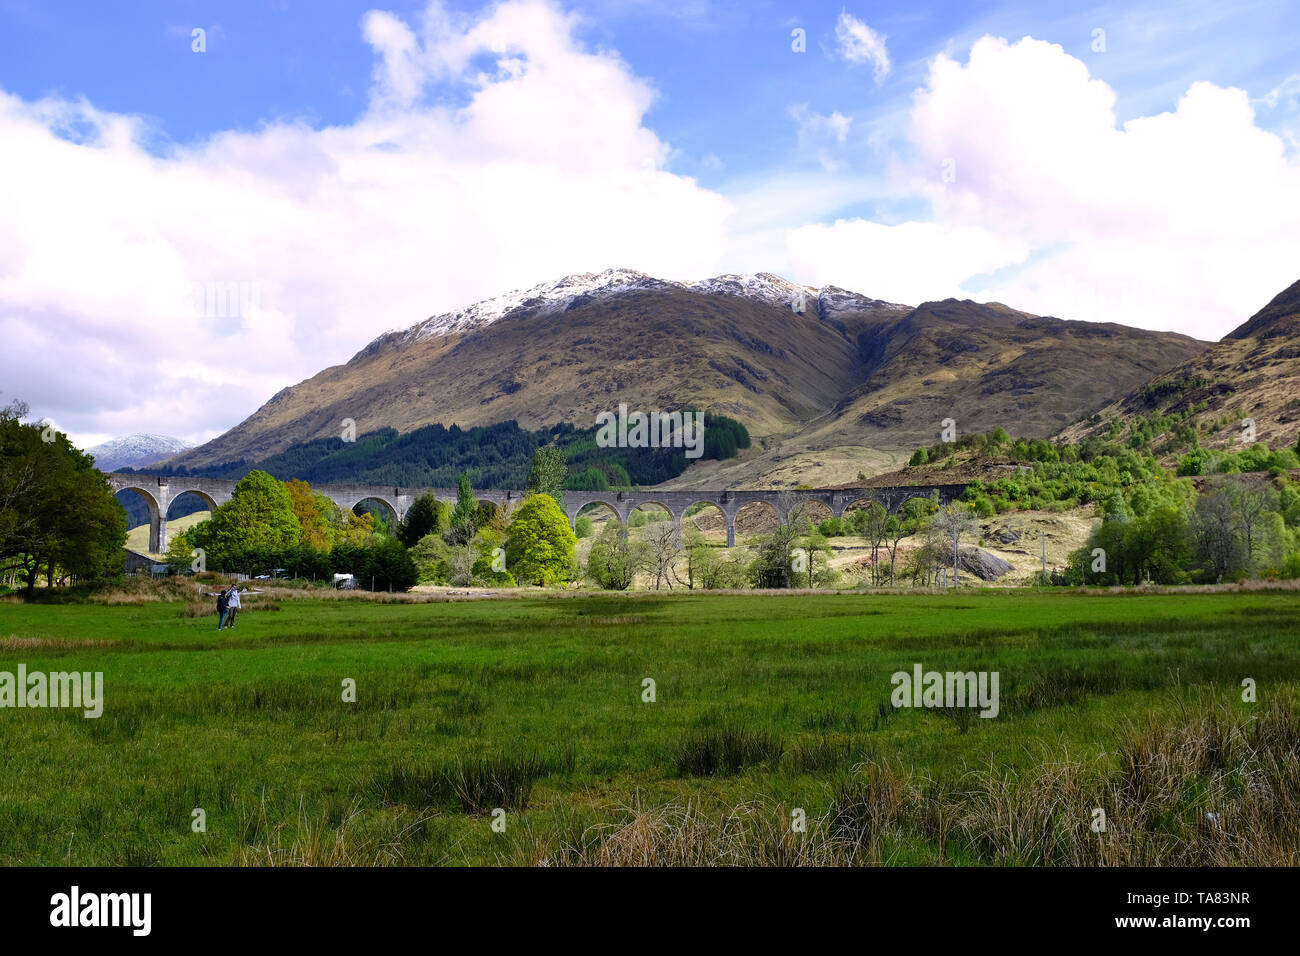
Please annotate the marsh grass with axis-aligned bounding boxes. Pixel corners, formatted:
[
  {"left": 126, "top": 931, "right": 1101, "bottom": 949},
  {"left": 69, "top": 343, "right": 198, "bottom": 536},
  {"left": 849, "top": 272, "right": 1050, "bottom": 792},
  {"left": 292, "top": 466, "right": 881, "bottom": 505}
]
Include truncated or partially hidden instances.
[
  {"left": 674, "top": 726, "right": 784, "bottom": 777},
  {"left": 1, "top": 589, "right": 1298, "bottom": 865},
  {"left": 526, "top": 699, "right": 1300, "bottom": 866},
  {"left": 370, "top": 748, "right": 574, "bottom": 813}
]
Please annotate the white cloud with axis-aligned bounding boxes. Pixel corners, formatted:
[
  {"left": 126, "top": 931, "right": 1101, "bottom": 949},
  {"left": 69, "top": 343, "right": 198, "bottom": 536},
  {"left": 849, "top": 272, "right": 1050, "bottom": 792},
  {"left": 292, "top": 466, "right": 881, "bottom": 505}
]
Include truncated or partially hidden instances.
[
  {"left": 7, "top": 16, "right": 1300, "bottom": 451},
  {"left": 788, "top": 103, "right": 852, "bottom": 171},
  {"left": 1255, "top": 72, "right": 1300, "bottom": 151},
  {"left": 787, "top": 219, "right": 1029, "bottom": 306},
  {"left": 0, "top": 0, "right": 732, "bottom": 448},
  {"left": 835, "top": 12, "right": 891, "bottom": 83},
  {"left": 792, "top": 36, "right": 1300, "bottom": 339}
]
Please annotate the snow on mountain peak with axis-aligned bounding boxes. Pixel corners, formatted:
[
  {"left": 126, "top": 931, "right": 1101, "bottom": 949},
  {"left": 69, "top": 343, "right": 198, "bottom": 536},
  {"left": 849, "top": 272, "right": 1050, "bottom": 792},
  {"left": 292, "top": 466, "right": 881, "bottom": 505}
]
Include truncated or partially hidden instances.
[
  {"left": 88, "top": 433, "right": 193, "bottom": 472},
  {"left": 387, "top": 270, "right": 905, "bottom": 347},
  {"left": 401, "top": 269, "right": 667, "bottom": 343}
]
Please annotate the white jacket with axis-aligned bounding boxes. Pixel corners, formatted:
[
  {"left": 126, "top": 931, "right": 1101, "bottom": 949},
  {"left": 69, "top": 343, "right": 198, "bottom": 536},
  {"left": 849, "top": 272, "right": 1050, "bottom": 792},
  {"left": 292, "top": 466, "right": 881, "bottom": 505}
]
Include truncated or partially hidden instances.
[{"left": 227, "top": 589, "right": 241, "bottom": 609}]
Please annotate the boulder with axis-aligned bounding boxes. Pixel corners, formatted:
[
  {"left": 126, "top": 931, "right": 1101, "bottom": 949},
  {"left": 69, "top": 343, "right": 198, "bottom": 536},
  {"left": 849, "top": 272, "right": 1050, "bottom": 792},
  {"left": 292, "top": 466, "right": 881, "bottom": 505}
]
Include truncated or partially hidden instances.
[{"left": 958, "top": 547, "right": 1015, "bottom": 581}]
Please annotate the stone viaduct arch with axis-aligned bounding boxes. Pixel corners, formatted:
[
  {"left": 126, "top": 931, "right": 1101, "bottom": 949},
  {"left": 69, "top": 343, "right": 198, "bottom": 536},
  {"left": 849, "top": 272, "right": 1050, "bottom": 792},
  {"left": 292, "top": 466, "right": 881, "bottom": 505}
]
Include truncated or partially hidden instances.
[
  {"left": 559, "top": 485, "right": 967, "bottom": 547},
  {"left": 106, "top": 473, "right": 967, "bottom": 556}
]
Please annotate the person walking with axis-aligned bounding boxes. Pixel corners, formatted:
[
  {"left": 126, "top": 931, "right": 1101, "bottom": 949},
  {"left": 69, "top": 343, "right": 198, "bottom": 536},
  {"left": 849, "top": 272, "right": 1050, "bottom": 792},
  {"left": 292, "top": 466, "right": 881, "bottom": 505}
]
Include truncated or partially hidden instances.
[
  {"left": 216, "top": 587, "right": 229, "bottom": 630},
  {"left": 226, "top": 584, "right": 241, "bottom": 627}
]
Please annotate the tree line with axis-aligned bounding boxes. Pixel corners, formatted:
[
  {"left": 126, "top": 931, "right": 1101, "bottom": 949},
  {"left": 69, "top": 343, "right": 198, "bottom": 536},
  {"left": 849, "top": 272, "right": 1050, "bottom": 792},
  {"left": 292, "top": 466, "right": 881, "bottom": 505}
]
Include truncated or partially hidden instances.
[{"left": 132, "top": 413, "right": 752, "bottom": 491}]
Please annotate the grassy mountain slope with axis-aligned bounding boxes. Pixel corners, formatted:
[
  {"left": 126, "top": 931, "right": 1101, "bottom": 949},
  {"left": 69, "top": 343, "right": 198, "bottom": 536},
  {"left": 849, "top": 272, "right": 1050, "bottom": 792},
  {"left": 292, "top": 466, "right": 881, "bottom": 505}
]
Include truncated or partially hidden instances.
[
  {"left": 1057, "top": 278, "right": 1300, "bottom": 455},
  {"left": 697, "top": 299, "right": 1207, "bottom": 487},
  {"left": 167, "top": 287, "right": 901, "bottom": 471}
]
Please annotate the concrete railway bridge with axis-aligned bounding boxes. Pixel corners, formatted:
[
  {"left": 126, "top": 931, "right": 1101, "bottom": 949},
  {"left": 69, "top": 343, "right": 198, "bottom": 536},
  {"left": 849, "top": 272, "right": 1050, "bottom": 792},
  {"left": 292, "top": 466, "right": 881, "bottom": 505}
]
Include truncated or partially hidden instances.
[{"left": 108, "top": 473, "right": 970, "bottom": 552}]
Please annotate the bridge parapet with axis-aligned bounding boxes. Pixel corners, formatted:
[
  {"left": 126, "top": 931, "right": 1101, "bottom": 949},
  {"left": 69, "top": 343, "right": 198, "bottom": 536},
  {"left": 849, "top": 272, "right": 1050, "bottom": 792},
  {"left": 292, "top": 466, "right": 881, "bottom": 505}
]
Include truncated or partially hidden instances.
[{"left": 107, "top": 472, "right": 968, "bottom": 557}]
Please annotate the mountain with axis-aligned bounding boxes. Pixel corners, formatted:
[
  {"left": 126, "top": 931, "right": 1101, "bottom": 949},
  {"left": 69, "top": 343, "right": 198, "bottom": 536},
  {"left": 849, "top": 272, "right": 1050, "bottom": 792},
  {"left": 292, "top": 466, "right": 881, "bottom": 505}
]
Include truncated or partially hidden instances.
[
  {"left": 88, "top": 434, "right": 192, "bottom": 473},
  {"left": 161, "top": 270, "right": 1209, "bottom": 486},
  {"left": 1057, "top": 278, "right": 1300, "bottom": 454}
]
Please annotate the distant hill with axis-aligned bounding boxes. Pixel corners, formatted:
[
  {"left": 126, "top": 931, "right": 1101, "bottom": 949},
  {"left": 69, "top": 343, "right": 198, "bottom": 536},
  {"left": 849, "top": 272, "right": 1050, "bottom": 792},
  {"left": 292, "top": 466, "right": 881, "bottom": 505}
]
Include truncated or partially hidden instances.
[
  {"left": 159, "top": 270, "right": 1209, "bottom": 487},
  {"left": 1058, "top": 277, "right": 1300, "bottom": 456},
  {"left": 88, "top": 433, "right": 192, "bottom": 473}
]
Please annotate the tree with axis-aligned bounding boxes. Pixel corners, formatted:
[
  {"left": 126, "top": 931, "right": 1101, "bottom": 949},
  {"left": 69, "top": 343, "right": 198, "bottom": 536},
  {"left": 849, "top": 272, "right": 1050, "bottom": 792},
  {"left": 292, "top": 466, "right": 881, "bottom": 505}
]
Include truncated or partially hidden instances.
[
  {"left": 1191, "top": 487, "right": 1244, "bottom": 582},
  {"left": 189, "top": 470, "right": 302, "bottom": 570},
  {"left": 506, "top": 493, "right": 576, "bottom": 586},
  {"left": 682, "top": 528, "right": 716, "bottom": 589},
  {"left": 851, "top": 501, "right": 889, "bottom": 586},
  {"left": 525, "top": 446, "right": 567, "bottom": 506},
  {"left": 285, "top": 479, "right": 337, "bottom": 551},
  {"left": 0, "top": 401, "right": 39, "bottom": 561},
  {"left": 410, "top": 532, "right": 452, "bottom": 584},
  {"left": 644, "top": 521, "right": 682, "bottom": 589},
  {"left": 447, "top": 472, "right": 479, "bottom": 546},
  {"left": 930, "top": 502, "right": 980, "bottom": 587},
  {"left": 367, "top": 538, "right": 419, "bottom": 591},
  {"left": 335, "top": 508, "right": 377, "bottom": 548},
  {"left": 397, "top": 491, "right": 447, "bottom": 547},
  {"left": 798, "top": 526, "right": 833, "bottom": 588},
  {"left": 0, "top": 404, "right": 126, "bottom": 592},
  {"left": 1229, "top": 479, "right": 1275, "bottom": 574},
  {"left": 585, "top": 520, "right": 645, "bottom": 590},
  {"left": 750, "top": 522, "right": 799, "bottom": 588},
  {"left": 878, "top": 491, "right": 907, "bottom": 587}
]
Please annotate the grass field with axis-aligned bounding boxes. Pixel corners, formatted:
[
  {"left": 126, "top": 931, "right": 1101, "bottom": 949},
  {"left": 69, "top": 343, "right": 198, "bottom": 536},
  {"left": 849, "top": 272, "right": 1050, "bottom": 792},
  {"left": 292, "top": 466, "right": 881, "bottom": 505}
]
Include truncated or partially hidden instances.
[{"left": 0, "top": 586, "right": 1297, "bottom": 865}]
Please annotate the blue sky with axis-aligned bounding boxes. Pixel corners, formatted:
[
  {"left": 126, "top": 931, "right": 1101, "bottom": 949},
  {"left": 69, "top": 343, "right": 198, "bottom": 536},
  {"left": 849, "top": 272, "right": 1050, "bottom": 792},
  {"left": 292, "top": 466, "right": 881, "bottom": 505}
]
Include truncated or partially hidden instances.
[
  {"left": 4, "top": 1, "right": 1297, "bottom": 174},
  {"left": 2, "top": 0, "right": 1299, "bottom": 445}
]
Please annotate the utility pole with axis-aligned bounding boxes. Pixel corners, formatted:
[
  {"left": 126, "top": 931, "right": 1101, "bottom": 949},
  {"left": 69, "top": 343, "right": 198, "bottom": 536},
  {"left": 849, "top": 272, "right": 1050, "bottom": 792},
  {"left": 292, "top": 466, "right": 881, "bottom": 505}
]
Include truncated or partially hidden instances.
[{"left": 1041, "top": 532, "right": 1047, "bottom": 581}]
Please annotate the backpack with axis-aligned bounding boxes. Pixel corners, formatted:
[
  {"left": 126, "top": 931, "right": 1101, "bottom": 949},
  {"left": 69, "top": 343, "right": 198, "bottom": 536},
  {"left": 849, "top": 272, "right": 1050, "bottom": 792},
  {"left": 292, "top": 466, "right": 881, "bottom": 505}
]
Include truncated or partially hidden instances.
[{"left": 217, "top": 592, "right": 228, "bottom": 612}]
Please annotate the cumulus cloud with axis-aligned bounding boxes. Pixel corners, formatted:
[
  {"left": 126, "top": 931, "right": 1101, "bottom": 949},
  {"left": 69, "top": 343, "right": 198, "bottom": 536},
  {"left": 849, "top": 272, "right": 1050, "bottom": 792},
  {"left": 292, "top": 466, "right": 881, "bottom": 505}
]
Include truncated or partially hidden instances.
[
  {"left": 835, "top": 12, "right": 891, "bottom": 83},
  {"left": 0, "top": 0, "right": 732, "bottom": 447},
  {"left": 788, "top": 220, "right": 1029, "bottom": 306},
  {"left": 792, "top": 36, "right": 1300, "bottom": 339}
]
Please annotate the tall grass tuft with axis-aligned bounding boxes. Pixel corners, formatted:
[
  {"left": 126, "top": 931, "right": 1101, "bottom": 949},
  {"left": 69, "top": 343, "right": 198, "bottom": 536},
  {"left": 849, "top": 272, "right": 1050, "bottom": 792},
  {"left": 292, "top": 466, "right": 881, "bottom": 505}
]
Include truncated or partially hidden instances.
[
  {"left": 674, "top": 727, "right": 784, "bottom": 777},
  {"left": 371, "top": 751, "right": 560, "bottom": 813}
]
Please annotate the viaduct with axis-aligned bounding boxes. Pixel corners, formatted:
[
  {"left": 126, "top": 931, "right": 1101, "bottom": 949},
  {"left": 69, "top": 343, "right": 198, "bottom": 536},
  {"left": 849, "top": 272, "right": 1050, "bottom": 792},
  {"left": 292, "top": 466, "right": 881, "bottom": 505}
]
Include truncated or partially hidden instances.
[{"left": 107, "top": 473, "right": 970, "bottom": 554}]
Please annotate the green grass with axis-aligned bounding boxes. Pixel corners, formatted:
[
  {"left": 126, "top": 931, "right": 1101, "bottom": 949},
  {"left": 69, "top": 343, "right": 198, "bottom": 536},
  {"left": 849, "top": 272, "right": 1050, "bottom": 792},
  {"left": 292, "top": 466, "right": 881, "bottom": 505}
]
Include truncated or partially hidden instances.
[{"left": 0, "top": 589, "right": 1296, "bottom": 865}]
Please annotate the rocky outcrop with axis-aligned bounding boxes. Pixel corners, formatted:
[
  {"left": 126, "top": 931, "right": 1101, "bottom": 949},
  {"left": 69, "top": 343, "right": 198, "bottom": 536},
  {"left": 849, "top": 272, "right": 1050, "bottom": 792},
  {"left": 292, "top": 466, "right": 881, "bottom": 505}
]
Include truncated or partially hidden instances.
[{"left": 958, "top": 547, "right": 1015, "bottom": 581}]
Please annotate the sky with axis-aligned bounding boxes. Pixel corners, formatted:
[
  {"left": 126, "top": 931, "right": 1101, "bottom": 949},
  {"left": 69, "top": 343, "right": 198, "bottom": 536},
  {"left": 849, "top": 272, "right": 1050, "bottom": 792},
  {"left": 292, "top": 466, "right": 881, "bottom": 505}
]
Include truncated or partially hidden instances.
[{"left": 2, "top": 0, "right": 1299, "bottom": 449}]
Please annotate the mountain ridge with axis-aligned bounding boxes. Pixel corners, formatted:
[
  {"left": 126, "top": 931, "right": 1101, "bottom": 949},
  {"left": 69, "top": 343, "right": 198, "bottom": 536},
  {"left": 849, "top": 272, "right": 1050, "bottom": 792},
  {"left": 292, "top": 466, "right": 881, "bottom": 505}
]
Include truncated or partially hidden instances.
[
  {"left": 1058, "top": 278, "right": 1300, "bottom": 454},
  {"left": 160, "top": 271, "right": 1213, "bottom": 486},
  {"left": 88, "top": 434, "right": 192, "bottom": 473}
]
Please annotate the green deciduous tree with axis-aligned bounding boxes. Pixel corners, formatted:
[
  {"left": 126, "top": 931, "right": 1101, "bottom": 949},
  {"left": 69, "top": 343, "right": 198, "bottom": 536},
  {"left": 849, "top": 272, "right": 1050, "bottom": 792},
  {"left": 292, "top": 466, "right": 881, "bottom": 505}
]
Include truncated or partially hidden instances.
[
  {"left": 0, "top": 402, "right": 126, "bottom": 592},
  {"left": 397, "top": 491, "right": 448, "bottom": 547},
  {"left": 286, "top": 479, "right": 338, "bottom": 551},
  {"left": 506, "top": 493, "right": 576, "bottom": 586},
  {"left": 585, "top": 520, "right": 645, "bottom": 590},
  {"left": 189, "top": 470, "right": 302, "bottom": 569}
]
